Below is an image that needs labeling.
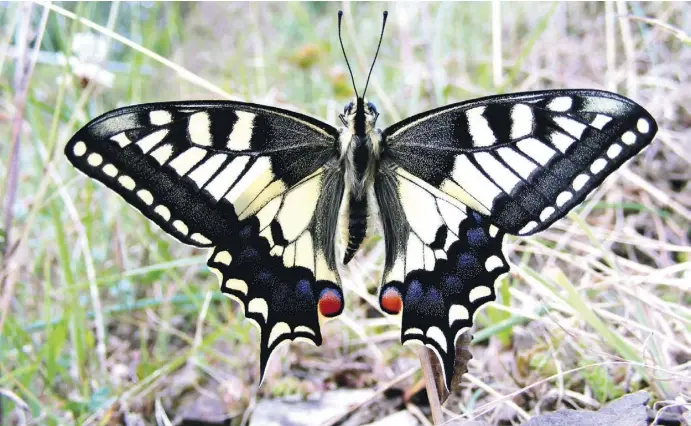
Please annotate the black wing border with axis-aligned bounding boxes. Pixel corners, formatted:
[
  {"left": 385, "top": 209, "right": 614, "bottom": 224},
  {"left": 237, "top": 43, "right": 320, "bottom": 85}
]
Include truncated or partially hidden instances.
[
  {"left": 383, "top": 89, "right": 649, "bottom": 140},
  {"left": 78, "top": 100, "right": 340, "bottom": 142}
]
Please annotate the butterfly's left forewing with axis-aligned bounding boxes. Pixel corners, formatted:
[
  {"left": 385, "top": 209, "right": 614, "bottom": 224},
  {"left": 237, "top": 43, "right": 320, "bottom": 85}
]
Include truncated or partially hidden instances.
[{"left": 65, "top": 102, "right": 344, "bottom": 380}]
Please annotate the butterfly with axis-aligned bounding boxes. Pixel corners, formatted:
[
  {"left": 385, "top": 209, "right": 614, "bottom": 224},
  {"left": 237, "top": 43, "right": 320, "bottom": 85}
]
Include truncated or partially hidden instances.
[{"left": 64, "top": 11, "right": 657, "bottom": 389}]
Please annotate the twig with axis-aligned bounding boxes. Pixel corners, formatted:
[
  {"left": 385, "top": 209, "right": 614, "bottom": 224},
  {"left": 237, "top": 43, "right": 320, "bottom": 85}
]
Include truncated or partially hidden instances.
[
  {"left": 622, "top": 14, "right": 690, "bottom": 43},
  {"left": 2, "top": 3, "right": 31, "bottom": 254},
  {"left": 491, "top": 0, "right": 503, "bottom": 87},
  {"left": 323, "top": 366, "right": 418, "bottom": 426},
  {"left": 0, "top": 2, "right": 49, "bottom": 337},
  {"left": 616, "top": 0, "right": 637, "bottom": 99},
  {"left": 418, "top": 347, "right": 444, "bottom": 425},
  {"left": 34, "top": 1, "right": 241, "bottom": 101},
  {"left": 0, "top": 388, "right": 29, "bottom": 425},
  {"left": 463, "top": 373, "right": 531, "bottom": 422},
  {"left": 0, "top": 2, "right": 21, "bottom": 76},
  {"left": 445, "top": 360, "right": 688, "bottom": 421},
  {"left": 605, "top": 1, "right": 616, "bottom": 91},
  {"left": 620, "top": 168, "right": 691, "bottom": 223},
  {"left": 407, "top": 403, "right": 434, "bottom": 426}
]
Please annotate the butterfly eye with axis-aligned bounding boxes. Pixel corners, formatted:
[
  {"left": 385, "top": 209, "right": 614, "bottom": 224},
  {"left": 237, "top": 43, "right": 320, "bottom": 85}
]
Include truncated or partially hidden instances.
[
  {"left": 367, "top": 102, "right": 378, "bottom": 115},
  {"left": 344, "top": 102, "right": 354, "bottom": 115}
]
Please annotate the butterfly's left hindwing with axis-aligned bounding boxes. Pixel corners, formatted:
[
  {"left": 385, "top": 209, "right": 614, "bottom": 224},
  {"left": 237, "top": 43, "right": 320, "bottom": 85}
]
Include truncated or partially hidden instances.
[{"left": 65, "top": 102, "right": 344, "bottom": 380}]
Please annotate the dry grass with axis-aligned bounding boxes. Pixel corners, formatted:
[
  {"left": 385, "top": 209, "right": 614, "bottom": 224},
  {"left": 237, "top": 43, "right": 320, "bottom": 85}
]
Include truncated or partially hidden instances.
[{"left": 0, "top": 2, "right": 689, "bottom": 425}]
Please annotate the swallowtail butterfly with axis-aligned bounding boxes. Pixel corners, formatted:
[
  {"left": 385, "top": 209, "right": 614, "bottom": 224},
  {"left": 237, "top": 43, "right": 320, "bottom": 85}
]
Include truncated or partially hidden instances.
[{"left": 65, "top": 11, "right": 657, "bottom": 389}]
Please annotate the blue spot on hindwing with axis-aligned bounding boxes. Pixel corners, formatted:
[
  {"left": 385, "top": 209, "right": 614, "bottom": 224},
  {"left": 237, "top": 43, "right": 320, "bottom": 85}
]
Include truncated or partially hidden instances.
[
  {"left": 425, "top": 287, "right": 445, "bottom": 317},
  {"left": 239, "top": 247, "right": 260, "bottom": 264},
  {"left": 258, "top": 271, "right": 273, "bottom": 284},
  {"left": 455, "top": 252, "right": 483, "bottom": 279},
  {"left": 456, "top": 253, "right": 479, "bottom": 271},
  {"left": 406, "top": 280, "right": 423, "bottom": 303},
  {"left": 296, "top": 279, "right": 313, "bottom": 301},
  {"left": 472, "top": 211, "right": 483, "bottom": 223},
  {"left": 441, "top": 273, "right": 464, "bottom": 295},
  {"left": 466, "top": 227, "right": 488, "bottom": 248},
  {"left": 239, "top": 224, "right": 253, "bottom": 240}
]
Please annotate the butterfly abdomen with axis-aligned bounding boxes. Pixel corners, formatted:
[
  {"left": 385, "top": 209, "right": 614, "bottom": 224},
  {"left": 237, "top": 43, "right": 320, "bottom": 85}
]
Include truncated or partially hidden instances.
[{"left": 343, "top": 192, "right": 368, "bottom": 265}]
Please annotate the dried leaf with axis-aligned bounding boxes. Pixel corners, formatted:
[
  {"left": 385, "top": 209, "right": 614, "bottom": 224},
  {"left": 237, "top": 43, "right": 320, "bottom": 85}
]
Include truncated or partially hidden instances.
[{"left": 429, "top": 330, "right": 473, "bottom": 404}]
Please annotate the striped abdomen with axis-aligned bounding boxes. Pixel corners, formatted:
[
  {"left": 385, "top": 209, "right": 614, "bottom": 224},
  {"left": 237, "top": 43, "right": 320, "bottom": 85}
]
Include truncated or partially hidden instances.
[{"left": 343, "top": 193, "right": 368, "bottom": 265}]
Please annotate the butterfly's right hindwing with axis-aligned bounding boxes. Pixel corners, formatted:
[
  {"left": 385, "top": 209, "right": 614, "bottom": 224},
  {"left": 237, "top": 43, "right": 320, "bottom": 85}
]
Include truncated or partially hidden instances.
[
  {"left": 65, "top": 102, "right": 344, "bottom": 381},
  {"left": 375, "top": 164, "right": 509, "bottom": 390}
]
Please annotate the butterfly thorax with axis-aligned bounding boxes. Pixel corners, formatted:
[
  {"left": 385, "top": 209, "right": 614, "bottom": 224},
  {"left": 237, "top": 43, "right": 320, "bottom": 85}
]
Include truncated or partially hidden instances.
[{"left": 339, "top": 97, "right": 382, "bottom": 264}]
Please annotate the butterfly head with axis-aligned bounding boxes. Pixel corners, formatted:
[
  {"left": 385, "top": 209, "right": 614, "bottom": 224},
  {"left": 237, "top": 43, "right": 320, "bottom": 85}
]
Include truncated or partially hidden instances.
[{"left": 340, "top": 97, "right": 379, "bottom": 133}]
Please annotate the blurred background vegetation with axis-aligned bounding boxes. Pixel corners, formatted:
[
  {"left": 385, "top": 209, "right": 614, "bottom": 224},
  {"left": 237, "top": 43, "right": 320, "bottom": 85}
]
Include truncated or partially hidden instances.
[{"left": 0, "top": 2, "right": 689, "bottom": 425}]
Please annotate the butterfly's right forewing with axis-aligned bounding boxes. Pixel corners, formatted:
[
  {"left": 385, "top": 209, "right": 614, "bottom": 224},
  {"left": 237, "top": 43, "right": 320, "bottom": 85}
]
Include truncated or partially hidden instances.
[{"left": 384, "top": 90, "right": 657, "bottom": 236}]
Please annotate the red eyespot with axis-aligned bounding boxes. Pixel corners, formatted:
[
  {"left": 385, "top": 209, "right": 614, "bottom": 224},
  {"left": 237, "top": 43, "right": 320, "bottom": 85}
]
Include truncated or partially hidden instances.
[
  {"left": 318, "top": 289, "right": 343, "bottom": 317},
  {"left": 381, "top": 287, "right": 402, "bottom": 314}
]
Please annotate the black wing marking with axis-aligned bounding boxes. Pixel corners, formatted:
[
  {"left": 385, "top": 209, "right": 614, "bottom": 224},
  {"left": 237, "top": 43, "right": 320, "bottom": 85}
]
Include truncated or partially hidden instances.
[
  {"left": 383, "top": 90, "right": 658, "bottom": 235},
  {"left": 375, "top": 165, "right": 509, "bottom": 390},
  {"left": 65, "top": 102, "right": 344, "bottom": 381}
]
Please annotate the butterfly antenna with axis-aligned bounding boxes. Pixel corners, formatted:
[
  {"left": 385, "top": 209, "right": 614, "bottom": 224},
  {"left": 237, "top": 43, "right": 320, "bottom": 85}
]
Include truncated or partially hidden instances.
[
  {"left": 362, "top": 10, "right": 388, "bottom": 99},
  {"left": 338, "top": 10, "right": 359, "bottom": 98}
]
